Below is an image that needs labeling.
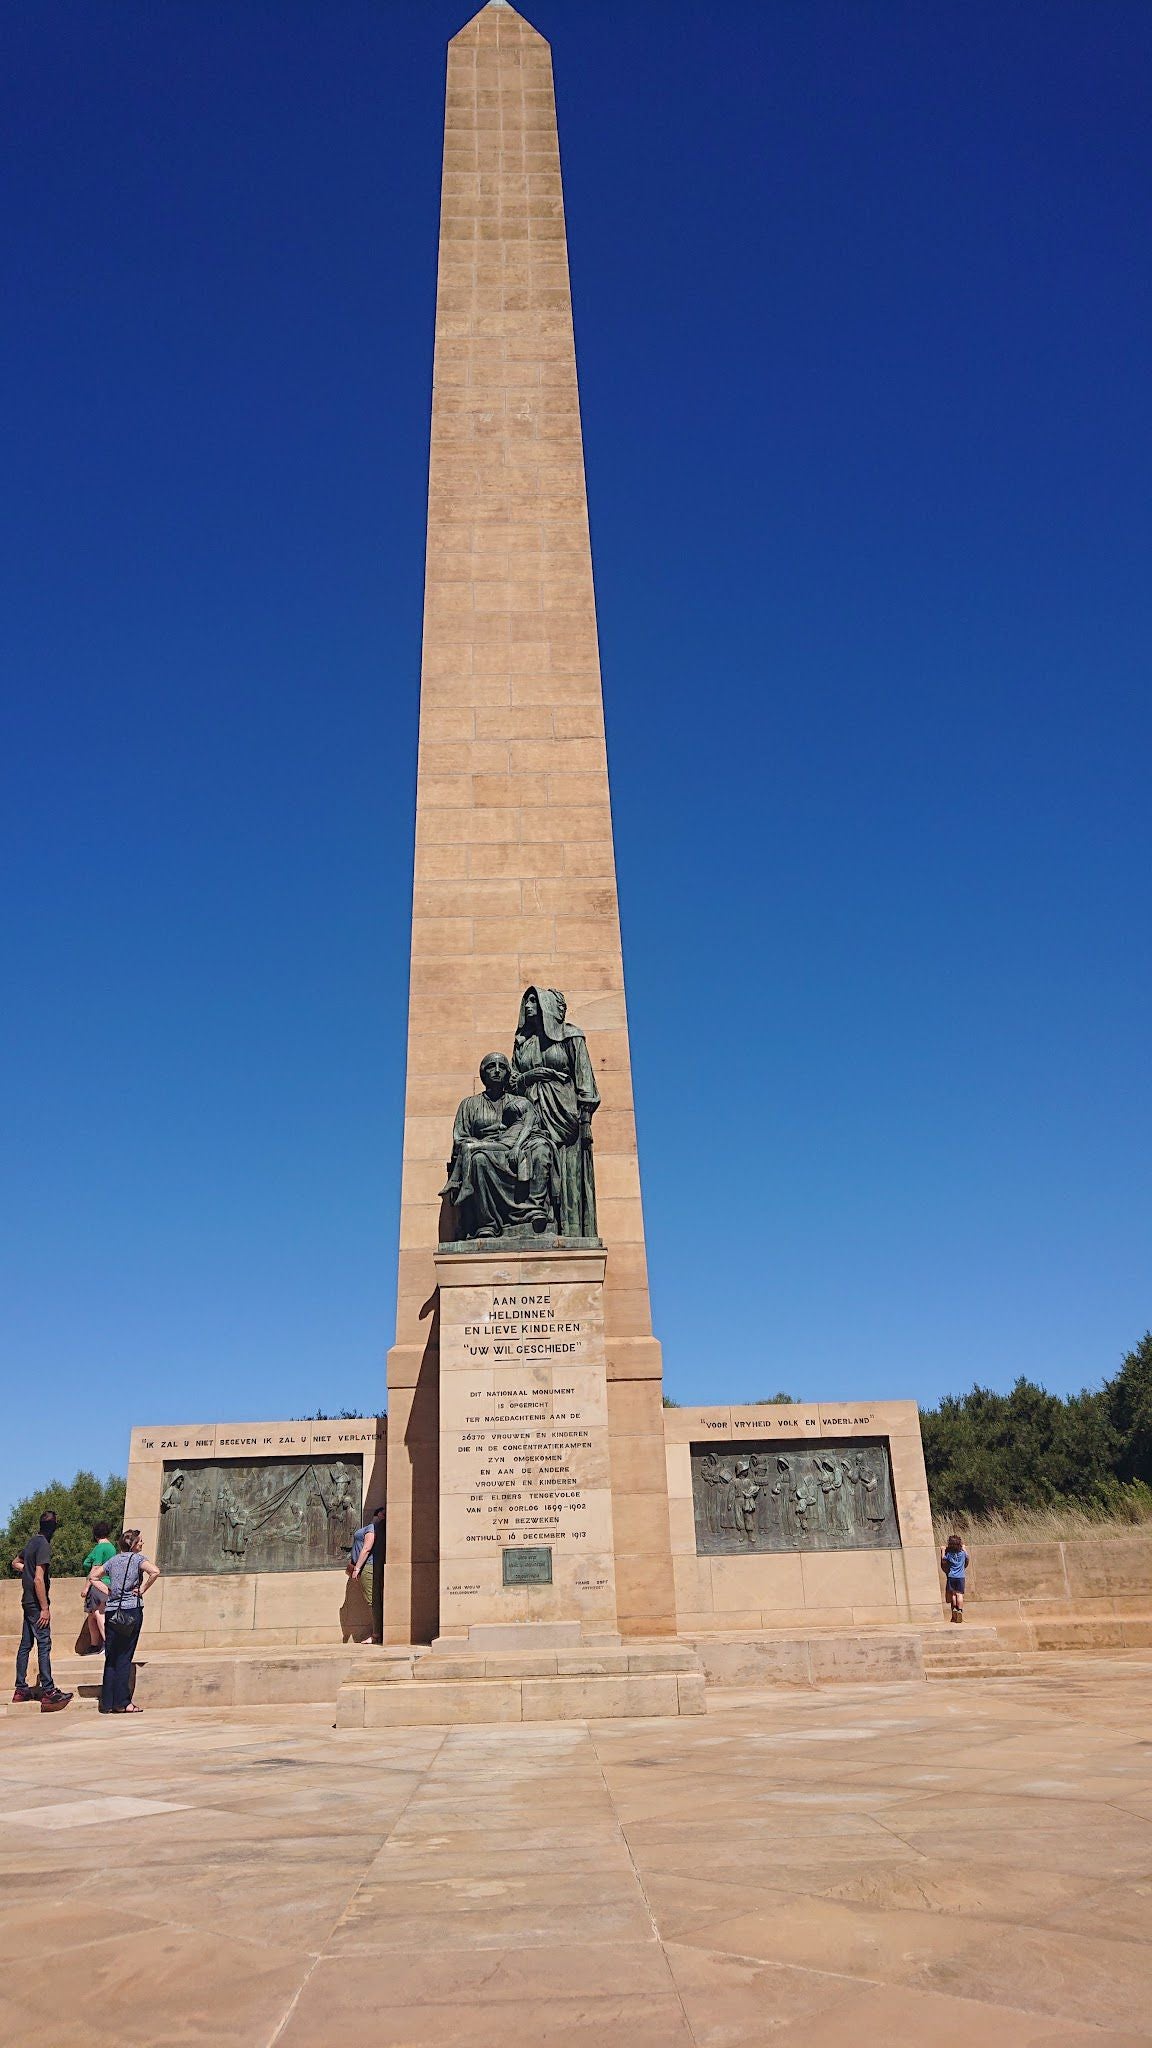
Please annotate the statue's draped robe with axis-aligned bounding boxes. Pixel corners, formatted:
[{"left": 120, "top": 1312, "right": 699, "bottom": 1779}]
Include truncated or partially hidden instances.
[
  {"left": 511, "top": 989, "right": 600, "bottom": 1239},
  {"left": 441, "top": 1088, "right": 551, "bottom": 1239}
]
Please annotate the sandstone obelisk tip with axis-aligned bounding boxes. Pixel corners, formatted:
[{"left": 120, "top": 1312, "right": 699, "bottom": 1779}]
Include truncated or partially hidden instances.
[{"left": 451, "top": 0, "right": 546, "bottom": 46}]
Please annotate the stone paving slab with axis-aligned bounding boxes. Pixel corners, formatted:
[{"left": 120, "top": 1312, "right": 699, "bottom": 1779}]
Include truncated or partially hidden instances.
[{"left": 0, "top": 1654, "right": 1150, "bottom": 2044}]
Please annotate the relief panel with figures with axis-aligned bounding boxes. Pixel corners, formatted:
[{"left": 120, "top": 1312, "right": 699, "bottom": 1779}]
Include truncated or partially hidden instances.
[
  {"left": 155, "top": 1456, "right": 362, "bottom": 1573},
  {"left": 691, "top": 1438, "right": 900, "bottom": 1555}
]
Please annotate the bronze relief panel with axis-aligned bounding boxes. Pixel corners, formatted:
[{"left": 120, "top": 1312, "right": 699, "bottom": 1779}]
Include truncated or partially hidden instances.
[
  {"left": 692, "top": 1438, "right": 900, "bottom": 1555},
  {"left": 156, "top": 1456, "right": 362, "bottom": 1574}
]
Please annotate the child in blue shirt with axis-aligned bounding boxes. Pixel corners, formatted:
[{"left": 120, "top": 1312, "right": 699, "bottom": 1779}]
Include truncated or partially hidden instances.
[{"left": 940, "top": 1534, "right": 969, "bottom": 1621}]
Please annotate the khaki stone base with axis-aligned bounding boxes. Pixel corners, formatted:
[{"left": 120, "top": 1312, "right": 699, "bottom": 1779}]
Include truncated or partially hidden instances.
[
  {"left": 988, "top": 1613, "right": 1152, "bottom": 1652},
  {"left": 434, "top": 1247, "right": 620, "bottom": 1638},
  {"left": 688, "top": 1628, "right": 929, "bottom": 1688},
  {"left": 4, "top": 1621, "right": 1045, "bottom": 1718},
  {"left": 0, "top": 1572, "right": 374, "bottom": 1654},
  {"left": 948, "top": 1530, "right": 1152, "bottom": 1653},
  {"left": 688, "top": 1621, "right": 1023, "bottom": 1687},
  {"left": 335, "top": 1640, "right": 706, "bottom": 1727},
  {"left": 920, "top": 1624, "right": 1025, "bottom": 1677},
  {"left": 0, "top": 1643, "right": 369, "bottom": 1713}
]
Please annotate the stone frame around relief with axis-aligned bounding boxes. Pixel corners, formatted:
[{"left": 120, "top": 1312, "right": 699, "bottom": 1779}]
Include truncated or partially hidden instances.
[{"left": 691, "top": 1436, "right": 902, "bottom": 1557}]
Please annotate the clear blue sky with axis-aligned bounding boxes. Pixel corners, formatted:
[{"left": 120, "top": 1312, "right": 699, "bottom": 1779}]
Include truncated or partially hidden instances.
[{"left": 2, "top": 1, "right": 1149, "bottom": 1522}]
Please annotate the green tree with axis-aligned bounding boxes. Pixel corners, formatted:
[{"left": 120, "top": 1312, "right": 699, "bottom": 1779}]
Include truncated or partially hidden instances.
[
  {"left": 1, "top": 1471, "right": 126, "bottom": 1579},
  {"left": 1107, "top": 1333, "right": 1152, "bottom": 1487},
  {"left": 295, "top": 1408, "right": 387, "bottom": 1421},
  {"left": 921, "top": 1375, "right": 1122, "bottom": 1521}
]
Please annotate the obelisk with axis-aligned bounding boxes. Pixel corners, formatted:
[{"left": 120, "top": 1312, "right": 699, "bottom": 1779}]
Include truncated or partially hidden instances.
[{"left": 385, "top": 0, "right": 675, "bottom": 1644}]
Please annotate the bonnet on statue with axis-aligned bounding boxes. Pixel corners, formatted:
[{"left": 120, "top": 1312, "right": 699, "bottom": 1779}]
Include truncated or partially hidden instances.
[
  {"left": 509, "top": 986, "right": 600, "bottom": 1240},
  {"left": 515, "top": 986, "right": 584, "bottom": 1047}
]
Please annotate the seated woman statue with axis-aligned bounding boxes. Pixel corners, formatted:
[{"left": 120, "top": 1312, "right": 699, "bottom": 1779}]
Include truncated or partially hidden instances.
[
  {"left": 440, "top": 1053, "right": 555, "bottom": 1240},
  {"left": 510, "top": 987, "right": 600, "bottom": 1240}
]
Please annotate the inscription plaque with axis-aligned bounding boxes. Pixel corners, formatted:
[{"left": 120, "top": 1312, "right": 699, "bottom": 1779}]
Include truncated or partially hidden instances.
[
  {"left": 502, "top": 1545, "right": 553, "bottom": 1586},
  {"left": 156, "top": 1455, "right": 362, "bottom": 1574},
  {"left": 446, "top": 1285, "right": 609, "bottom": 1550},
  {"left": 692, "top": 1438, "right": 900, "bottom": 1555},
  {"left": 437, "top": 1254, "right": 619, "bottom": 1633}
]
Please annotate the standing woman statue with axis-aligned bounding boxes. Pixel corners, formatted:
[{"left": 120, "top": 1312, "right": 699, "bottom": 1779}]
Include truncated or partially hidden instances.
[{"left": 510, "top": 987, "right": 600, "bottom": 1240}]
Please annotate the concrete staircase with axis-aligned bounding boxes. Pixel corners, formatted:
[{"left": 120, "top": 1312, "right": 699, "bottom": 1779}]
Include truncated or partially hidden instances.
[{"left": 921, "top": 1623, "right": 1022, "bottom": 1680}]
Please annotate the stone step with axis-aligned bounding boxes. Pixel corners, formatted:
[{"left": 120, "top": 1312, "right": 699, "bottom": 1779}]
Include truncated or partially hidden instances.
[
  {"left": 922, "top": 1643, "right": 1018, "bottom": 1662},
  {"left": 925, "top": 1663, "right": 1023, "bottom": 1679},
  {"left": 689, "top": 1629, "right": 926, "bottom": 1688},
  {"left": 921, "top": 1633, "right": 1008, "bottom": 1654},
  {"left": 922, "top": 1648, "right": 1017, "bottom": 1663},
  {"left": 922, "top": 1631, "right": 1022, "bottom": 1679},
  {"left": 364, "top": 1644, "right": 699, "bottom": 1686},
  {"left": 336, "top": 1663, "right": 706, "bottom": 1728},
  {"left": 922, "top": 1631, "right": 1013, "bottom": 1650},
  {"left": 3, "top": 1644, "right": 366, "bottom": 1714},
  {"left": 923, "top": 1624, "right": 1003, "bottom": 1643},
  {"left": 4, "top": 1638, "right": 708, "bottom": 1724},
  {"left": 430, "top": 1623, "right": 622, "bottom": 1653}
]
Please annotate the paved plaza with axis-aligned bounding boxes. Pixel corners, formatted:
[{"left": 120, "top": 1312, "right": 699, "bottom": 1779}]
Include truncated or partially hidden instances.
[{"left": 1, "top": 1655, "right": 1151, "bottom": 2045}]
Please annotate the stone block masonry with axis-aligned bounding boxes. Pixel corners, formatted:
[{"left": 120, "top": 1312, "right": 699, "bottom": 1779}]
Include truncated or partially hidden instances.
[
  {"left": 663, "top": 1402, "right": 941, "bottom": 1631},
  {"left": 386, "top": 1, "right": 674, "bottom": 1644},
  {"left": 435, "top": 1248, "right": 619, "bottom": 1635}
]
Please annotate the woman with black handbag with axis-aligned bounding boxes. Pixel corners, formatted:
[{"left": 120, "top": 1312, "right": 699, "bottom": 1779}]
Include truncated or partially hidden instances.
[{"left": 89, "top": 1529, "right": 159, "bottom": 1715}]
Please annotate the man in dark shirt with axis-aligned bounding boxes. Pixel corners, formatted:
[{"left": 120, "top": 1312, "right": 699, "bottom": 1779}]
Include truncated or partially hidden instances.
[{"left": 12, "top": 1510, "right": 73, "bottom": 1711}]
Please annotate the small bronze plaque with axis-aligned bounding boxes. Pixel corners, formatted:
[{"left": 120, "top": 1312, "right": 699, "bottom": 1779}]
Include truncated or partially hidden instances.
[{"left": 502, "top": 1545, "right": 553, "bottom": 1586}]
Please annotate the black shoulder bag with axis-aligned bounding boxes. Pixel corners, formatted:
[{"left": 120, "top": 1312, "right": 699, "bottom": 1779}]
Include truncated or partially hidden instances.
[{"left": 105, "top": 1554, "right": 143, "bottom": 1645}]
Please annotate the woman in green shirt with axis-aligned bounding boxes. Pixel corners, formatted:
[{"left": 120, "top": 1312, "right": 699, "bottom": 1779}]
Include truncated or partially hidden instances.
[{"left": 81, "top": 1521, "right": 117, "bottom": 1650}]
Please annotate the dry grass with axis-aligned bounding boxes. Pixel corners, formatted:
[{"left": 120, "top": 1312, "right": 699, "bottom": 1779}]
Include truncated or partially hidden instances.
[{"left": 932, "top": 1494, "right": 1152, "bottom": 1548}]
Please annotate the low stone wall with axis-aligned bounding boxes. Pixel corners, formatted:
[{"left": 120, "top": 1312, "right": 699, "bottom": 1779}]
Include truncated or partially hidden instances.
[
  {"left": 123, "top": 1416, "right": 386, "bottom": 1572},
  {"left": 688, "top": 1629, "right": 926, "bottom": 1687},
  {"left": 955, "top": 1530, "right": 1152, "bottom": 1649},
  {"left": 664, "top": 1401, "right": 941, "bottom": 1631},
  {"left": 70, "top": 1412, "right": 389, "bottom": 1649},
  {"left": 0, "top": 1569, "right": 375, "bottom": 1654}
]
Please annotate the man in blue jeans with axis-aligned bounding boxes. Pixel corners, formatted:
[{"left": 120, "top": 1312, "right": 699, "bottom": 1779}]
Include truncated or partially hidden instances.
[{"left": 12, "top": 1510, "right": 73, "bottom": 1713}]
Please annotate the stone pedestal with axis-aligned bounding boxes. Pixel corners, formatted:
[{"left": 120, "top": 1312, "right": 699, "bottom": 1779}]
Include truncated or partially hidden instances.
[
  {"left": 435, "top": 1247, "right": 619, "bottom": 1637},
  {"left": 334, "top": 1636, "right": 706, "bottom": 1728}
]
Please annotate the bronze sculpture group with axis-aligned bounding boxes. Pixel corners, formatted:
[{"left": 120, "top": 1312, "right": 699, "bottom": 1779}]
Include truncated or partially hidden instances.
[{"left": 441, "top": 986, "right": 600, "bottom": 1243}]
